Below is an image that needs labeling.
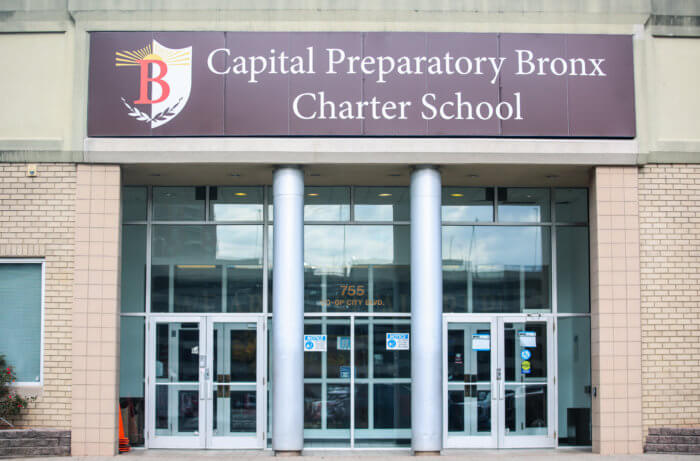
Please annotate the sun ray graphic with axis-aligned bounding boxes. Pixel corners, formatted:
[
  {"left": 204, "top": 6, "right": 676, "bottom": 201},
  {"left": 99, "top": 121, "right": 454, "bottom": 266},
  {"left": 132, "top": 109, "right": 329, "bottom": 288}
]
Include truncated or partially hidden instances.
[
  {"left": 115, "top": 43, "right": 190, "bottom": 67},
  {"left": 114, "top": 44, "right": 153, "bottom": 66}
]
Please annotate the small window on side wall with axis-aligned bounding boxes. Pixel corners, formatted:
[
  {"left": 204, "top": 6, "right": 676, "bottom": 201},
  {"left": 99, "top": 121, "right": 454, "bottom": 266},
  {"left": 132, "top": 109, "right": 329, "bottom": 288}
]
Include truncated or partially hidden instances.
[{"left": 0, "top": 261, "right": 43, "bottom": 383}]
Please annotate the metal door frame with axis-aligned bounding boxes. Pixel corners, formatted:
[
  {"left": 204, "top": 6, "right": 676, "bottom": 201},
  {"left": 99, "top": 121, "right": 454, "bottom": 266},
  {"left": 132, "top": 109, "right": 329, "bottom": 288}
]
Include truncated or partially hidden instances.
[
  {"left": 442, "top": 314, "right": 498, "bottom": 449},
  {"left": 145, "top": 315, "right": 266, "bottom": 449},
  {"left": 205, "top": 315, "right": 266, "bottom": 449},
  {"left": 497, "top": 315, "right": 556, "bottom": 448},
  {"left": 443, "top": 313, "right": 556, "bottom": 449},
  {"left": 146, "top": 316, "right": 207, "bottom": 449}
]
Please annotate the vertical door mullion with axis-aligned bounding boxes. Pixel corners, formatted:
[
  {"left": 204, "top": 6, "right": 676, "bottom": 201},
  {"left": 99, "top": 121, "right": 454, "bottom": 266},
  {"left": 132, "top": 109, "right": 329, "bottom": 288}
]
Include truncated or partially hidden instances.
[
  {"left": 497, "top": 317, "right": 505, "bottom": 448},
  {"left": 200, "top": 317, "right": 208, "bottom": 449},
  {"left": 549, "top": 318, "right": 556, "bottom": 444},
  {"left": 350, "top": 316, "right": 355, "bottom": 448}
]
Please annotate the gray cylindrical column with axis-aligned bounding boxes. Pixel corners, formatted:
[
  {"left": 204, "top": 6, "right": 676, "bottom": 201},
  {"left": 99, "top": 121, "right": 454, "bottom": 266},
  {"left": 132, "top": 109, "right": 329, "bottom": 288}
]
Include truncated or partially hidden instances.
[
  {"left": 272, "top": 167, "right": 304, "bottom": 454},
  {"left": 410, "top": 166, "right": 443, "bottom": 454}
]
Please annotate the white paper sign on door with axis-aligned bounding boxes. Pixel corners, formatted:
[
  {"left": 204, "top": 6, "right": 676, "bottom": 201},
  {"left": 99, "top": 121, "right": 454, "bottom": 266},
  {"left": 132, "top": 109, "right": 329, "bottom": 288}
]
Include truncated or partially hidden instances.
[
  {"left": 304, "top": 335, "right": 327, "bottom": 352},
  {"left": 386, "top": 333, "right": 410, "bottom": 350},
  {"left": 472, "top": 333, "right": 491, "bottom": 351},
  {"left": 518, "top": 331, "right": 537, "bottom": 348}
]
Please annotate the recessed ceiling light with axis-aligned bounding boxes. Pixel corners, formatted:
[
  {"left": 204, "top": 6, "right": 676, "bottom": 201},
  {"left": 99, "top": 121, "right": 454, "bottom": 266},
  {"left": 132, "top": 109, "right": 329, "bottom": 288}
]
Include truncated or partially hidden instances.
[
  {"left": 307, "top": 193, "right": 319, "bottom": 197},
  {"left": 466, "top": 174, "right": 479, "bottom": 178},
  {"left": 450, "top": 193, "right": 464, "bottom": 197},
  {"left": 234, "top": 192, "right": 247, "bottom": 196},
  {"left": 378, "top": 193, "right": 392, "bottom": 197},
  {"left": 229, "top": 173, "right": 241, "bottom": 177}
]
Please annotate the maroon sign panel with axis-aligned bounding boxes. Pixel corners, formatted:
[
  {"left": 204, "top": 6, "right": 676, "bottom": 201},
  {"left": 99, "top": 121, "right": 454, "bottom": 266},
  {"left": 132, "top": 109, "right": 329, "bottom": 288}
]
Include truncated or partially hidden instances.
[{"left": 88, "top": 32, "right": 635, "bottom": 137}]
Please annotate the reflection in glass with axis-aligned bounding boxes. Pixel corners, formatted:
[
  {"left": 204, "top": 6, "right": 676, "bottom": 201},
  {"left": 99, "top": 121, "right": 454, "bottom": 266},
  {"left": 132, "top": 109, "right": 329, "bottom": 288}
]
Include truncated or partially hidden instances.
[
  {"left": 304, "top": 225, "right": 410, "bottom": 313},
  {"left": 304, "top": 384, "right": 322, "bottom": 429},
  {"left": 327, "top": 385, "right": 350, "bottom": 429},
  {"left": 442, "top": 187, "right": 494, "bottom": 222},
  {"left": 151, "top": 225, "right": 263, "bottom": 313},
  {"left": 557, "top": 227, "right": 590, "bottom": 313},
  {"left": 121, "top": 225, "right": 147, "bottom": 312},
  {"left": 504, "top": 385, "right": 548, "bottom": 436},
  {"left": 304, "top": 187, "right": 350, "bottom": 221},
  {"left": 497, "top": 188, "right": 550, "bottom": 222},
  {"left": 555, "top": 188, "right": 588, "bottom": 223},
  {"left": 153, "top": 186, "right": 206, "bottom": 221},
  {"left": 354, "top": 187, "right": 409, "bottom": 222},
  {"left": 443, "top": 226, "right": 550, "bottom": 313},
  {"left": 122, "top": 186, "right": 147, "bottom": 221},
  {"left": 558, "top": 317, "right": 591, "bottom": 445},
  {"left": 155, "top": 385, "right": 200, "bottom": 436},
  {"left": 210, "top": 186, "right": 263, "bottom": 222}
]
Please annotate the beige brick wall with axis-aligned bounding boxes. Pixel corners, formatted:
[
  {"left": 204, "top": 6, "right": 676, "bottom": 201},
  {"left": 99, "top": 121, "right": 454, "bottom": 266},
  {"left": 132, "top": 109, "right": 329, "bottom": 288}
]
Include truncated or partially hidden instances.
[
  {"left": 639, "top": 164, "right": 700, "bottom": 437},
  {"left": 0, "top": 163, "right": 75, "bottom": 428},
  {"left": 589, "top": 166, "right": 643, "bottom": 455},
  {"left": 71, "top": 165, "right": 121, "bottom": 456}
]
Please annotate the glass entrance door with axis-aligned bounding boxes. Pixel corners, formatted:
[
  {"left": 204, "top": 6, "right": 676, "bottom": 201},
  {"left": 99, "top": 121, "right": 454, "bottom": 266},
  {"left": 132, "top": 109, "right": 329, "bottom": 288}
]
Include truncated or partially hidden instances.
[
  {"left": 206, "top": 317, "right": 265, "bottom": 449},
  {"left": 147, "top": 316, "right": 265, "bottom": 449},
  {"left": 443, "top": 315, "right": 555, "bottom": 449}
]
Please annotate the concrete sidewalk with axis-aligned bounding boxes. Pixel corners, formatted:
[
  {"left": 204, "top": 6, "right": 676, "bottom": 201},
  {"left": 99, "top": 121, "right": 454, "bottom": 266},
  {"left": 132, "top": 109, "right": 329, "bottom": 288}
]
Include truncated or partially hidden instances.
[{"left": 9, "top": 448, "right": 700, "bottom": 461}]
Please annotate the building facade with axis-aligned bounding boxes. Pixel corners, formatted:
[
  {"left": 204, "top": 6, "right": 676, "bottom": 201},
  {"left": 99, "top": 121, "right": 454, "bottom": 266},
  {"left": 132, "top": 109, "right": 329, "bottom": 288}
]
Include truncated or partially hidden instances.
[{"left": 0, "top": 0, "right": 699, "bottom": 456}]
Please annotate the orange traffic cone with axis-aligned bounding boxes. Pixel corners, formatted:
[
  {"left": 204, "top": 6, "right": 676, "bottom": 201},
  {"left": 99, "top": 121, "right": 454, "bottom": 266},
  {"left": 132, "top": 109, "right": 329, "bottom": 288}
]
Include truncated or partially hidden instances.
[{"left": 118, "top": 406, "right": 131, "bottom": 453}]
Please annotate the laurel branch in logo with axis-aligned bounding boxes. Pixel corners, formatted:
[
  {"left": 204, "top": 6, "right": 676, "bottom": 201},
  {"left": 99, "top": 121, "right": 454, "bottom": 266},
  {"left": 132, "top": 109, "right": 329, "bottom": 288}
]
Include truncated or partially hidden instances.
[{"left": 120, "top": 97, "right": 183, "bottom": 125}]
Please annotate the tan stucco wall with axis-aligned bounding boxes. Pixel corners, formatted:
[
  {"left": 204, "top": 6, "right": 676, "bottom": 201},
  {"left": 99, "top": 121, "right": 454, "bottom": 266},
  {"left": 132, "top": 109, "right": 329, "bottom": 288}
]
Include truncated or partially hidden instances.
[
  {"left": 639, "top": 164, "right": 700, "bottom": 437},
  {"left": 650, "top": 38, "right": 700, "bottom": 146},
  {"left": 0, "top": 163, "right": 75, "bottom": 428},
  {"left": 0, "top": 33, "right": 68, "bottom": 146}
]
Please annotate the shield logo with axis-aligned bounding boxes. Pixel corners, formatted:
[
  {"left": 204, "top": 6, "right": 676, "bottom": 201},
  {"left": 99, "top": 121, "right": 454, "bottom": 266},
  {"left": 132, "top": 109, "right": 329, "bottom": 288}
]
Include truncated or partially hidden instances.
[{"left": 115, "top": 39, "right": 192, "bottom": 128}]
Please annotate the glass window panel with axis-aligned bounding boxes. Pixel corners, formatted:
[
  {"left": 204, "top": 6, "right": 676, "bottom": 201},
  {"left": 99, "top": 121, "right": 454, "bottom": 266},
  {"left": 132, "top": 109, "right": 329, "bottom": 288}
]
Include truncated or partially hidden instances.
[
  {"left": 153, "top": 186, "right": 206, "bottom": 221},
  {"left": 442, "top": 187, "right": 494, "bottom": 222},
  {"left": 354, "top": 187, "right": 409, "bottom": 222},
  {"left": 121, "top": 225, "right": 146, "bottom": 313},
  {"left": 210, "top": 186, "right": 263, "bottom": 222},
  {"left": 555, "top": 188, "right": 588, "bottom": 223},
  {"left": 558, "top": 317, "right": 591, "bottom": 445},
  {"left": 372, "top": 321, "right": 410, "bottom": 379},
  {"left": 303, "top": 322, "right": 322, "bottom": 379},
  {"left": 304, "top": 384, "right": 322, "bottom": 429},
  {"left": 443, "top": 226, "right": 551, "bottom": 313},
  {"left": 151, "top": 225, "right": 263, "bottom": 313},
  {"left": 557, "top": 227, "right": 590, "bottom": 313},
  {"left": 327, "top": 385, "right": 350, "bottom": 429},
  {"left": 119, "top": 316, "right": 146, "bottom": 446},
  {"left": 497, "top": 188, "right": 550, "bottom": 222},
  {"left": 0, "top": 263, "right": 41, "bottom": 382},
  {"left": 304, "top": 225, "right": 410, "bottom": 312},
  {"left": 120, "top": 317, "right": 145, "bottom": 397},
  {"left": 304, "top": 187, "right": 350, "bottom": 222},
  {"left": 122, "top": 186, "right": 147, "bottom": 221},
  {"left": 373, "top": 383, "right": 411, "bottom": 429}
]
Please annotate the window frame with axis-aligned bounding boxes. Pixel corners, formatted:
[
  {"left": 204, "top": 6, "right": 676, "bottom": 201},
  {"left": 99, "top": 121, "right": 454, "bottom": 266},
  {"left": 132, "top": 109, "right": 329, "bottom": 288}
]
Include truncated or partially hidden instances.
[{"left": 0, "top": 258, "right": 45, "bottom": 386}]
